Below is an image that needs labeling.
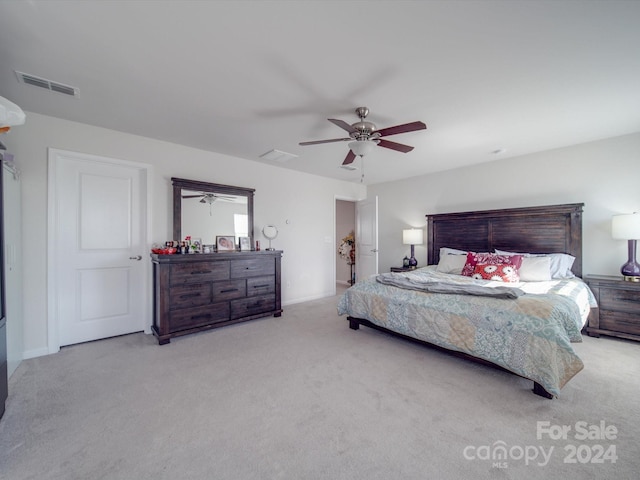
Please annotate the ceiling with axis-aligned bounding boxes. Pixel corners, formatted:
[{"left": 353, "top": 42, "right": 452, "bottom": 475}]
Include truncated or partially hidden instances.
[{"left": 1, "top": 1, "right": 639, "bottom": 185}]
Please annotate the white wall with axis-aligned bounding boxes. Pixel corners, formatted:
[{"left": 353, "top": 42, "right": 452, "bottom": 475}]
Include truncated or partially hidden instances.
[
  {"left": 7, "top": 112, "right": 366, "bottom": 357},
  {"left": 369, "top": 132, "right": 640, "bottom": 276}
]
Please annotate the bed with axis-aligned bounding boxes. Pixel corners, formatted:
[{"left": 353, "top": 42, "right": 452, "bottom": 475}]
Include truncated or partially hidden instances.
[{"left": 337, "top": 203, "right": 597, "bottom": 398}]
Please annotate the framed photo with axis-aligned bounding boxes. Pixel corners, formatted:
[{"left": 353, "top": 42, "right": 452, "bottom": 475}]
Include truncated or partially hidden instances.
[
  {"left": 239, "top": 236, "right": 251, "bottom": 251},
  {"left": 190, "top": 237, "right": 202, "bottom": 253},
  {"left": 216, "top": 235, "right": 236, "bottom": 252}
]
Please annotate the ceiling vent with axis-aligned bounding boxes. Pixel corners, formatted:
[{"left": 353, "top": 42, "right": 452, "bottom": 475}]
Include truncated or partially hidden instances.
[
  {"left": 15, "top": 71, "right": 79, "bottom": 97},
  {"left": 259, "top": 149, "right": 298, "bottom": 163}
]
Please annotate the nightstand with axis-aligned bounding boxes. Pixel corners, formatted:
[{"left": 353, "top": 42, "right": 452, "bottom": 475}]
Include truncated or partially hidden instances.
[
  {"left": 585, "top": 274, "right": 640, "bottom": 342},
  {"left": 390, "top": 266, "right": 414, "bottom": 272}
]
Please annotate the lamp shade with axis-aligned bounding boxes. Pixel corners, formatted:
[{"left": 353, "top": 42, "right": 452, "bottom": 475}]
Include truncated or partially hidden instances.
[
  {"left": 0, "top": 95, "right": 26, "bottom": 127},
  {"left": 403, "top": 228, "right": 423, "bottom": 245},
  {"left": 612, "top": 213, "right": 640, "bottom": 240},
  {"left": 348, "top": 140, "right": 377, "bottom": 157}
]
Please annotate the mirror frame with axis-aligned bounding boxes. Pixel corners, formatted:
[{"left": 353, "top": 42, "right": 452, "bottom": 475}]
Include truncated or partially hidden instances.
[{"left": 172, "top": 177, "right": 255, "bottom": 247}]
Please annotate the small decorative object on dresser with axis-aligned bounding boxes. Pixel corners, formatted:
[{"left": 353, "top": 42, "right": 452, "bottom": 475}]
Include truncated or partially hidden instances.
[
  {"left": 239, "top": 236, "right": 251, "bottom": 251},
  {"left": 216, "top": 235, "right": 236, "bottom": 252},
  {"left": 190, "top": 237, "right": 202, "bottom": 253},
  {"left": 262, "top": 225, "right": 278, "bottom": 251},
  {"left": 585, "top": 274, "right": 640, "bottom": 342}
]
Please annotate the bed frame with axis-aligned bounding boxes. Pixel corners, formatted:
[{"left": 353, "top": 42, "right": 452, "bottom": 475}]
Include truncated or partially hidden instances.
[{"left": 348, "top": 202, "right": 584, "bottom": 399}]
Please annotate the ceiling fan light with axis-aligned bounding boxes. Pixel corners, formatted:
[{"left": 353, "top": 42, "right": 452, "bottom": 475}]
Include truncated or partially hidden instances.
[{"left": 349, "top": 140, "right": 377, "bottom": 157}]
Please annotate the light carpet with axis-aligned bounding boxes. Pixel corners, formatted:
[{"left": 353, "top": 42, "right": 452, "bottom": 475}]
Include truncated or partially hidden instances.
[{"left": 1, "top": 289, "right": 639, "bottom": 480}]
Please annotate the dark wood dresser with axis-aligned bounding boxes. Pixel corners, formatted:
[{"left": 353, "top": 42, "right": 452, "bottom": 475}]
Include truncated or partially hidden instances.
[
  {"left": 151, "top": 251, "right": 282, "bottom": 344},
  {"left": 585, "top": 274, "right": 640, "bottom": 342}
]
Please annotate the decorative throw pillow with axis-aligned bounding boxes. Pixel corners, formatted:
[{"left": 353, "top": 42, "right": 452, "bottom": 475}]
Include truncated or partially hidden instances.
[
  {"left": 461, "top": 252, "right": 523, "bottom": 277},
  {"left": 471, "top": 263, "right": 521, "bottom": 282}
]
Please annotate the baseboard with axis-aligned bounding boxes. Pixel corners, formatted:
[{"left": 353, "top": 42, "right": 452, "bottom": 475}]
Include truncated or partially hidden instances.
[
  {"left": 23, "top": 347, "right": 51, "bottom": 360},
  {"left": 283, "top": 291, "right": 337, "bottom": 306}
]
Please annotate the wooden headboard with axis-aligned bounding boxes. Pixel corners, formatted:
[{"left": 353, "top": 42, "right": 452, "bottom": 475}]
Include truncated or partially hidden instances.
[{"left": 426, "top": 203, "right": 584, "bottom": 278}]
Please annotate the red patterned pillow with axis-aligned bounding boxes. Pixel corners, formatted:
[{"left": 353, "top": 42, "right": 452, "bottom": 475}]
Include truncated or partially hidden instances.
[
  {"left": 461, "top": 252, "right": 523, "bottom": 278},
  {"left": 472, "top": 263, "right": 521, "bottom": 282}
]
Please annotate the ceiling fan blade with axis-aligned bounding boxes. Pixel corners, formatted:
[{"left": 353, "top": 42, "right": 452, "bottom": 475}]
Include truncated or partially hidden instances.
[
  {"left": 182, "top": 195, "right": 205, "bottom": 198},
  {"left": 342, "top": 150, "right": 356, "bottom": 165},
  {"left": 376, "top": 121, "right": 426, "bottom": 137},
  {"left": 328, "top": 118, "right": 358, "bottom": 134},
  {"left": 377, "top": 139, "right": 415, "bottom": 153},
  {"left": 299, "top": 137, "right": 351, "bottom": 146}
]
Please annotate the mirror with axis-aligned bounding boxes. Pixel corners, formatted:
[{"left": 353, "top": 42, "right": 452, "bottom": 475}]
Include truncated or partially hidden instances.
[
  {"left": 262, "top": 225, "right": 278, "bottom": 251},
  {"left": 172, "top": 177, "right": 255, "bottom": 249}
]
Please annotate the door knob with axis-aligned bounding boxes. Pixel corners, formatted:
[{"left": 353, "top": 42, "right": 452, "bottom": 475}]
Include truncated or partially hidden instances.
[{"left": 129, "top": 255, "right": 142, "bottom": 261}]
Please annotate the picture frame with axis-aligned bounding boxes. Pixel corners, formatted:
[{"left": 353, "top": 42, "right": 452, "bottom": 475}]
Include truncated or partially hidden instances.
[
  {"left": 190, "top": 237, "right": 202, "bottom": 254},
  {"left": 239, "top": 236, "right": 251, "bottom": 251},
  {"left": 216, "top": 235, "right": 236, "bottom": 252}
]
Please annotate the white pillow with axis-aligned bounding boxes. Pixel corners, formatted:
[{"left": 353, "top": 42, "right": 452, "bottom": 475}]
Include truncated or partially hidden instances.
[
  {"left": 495, "top": 249, "right": 575, "bottom": 279},
  {"left": 436, "top": 253, "right": 467, "bottom": 274},
  {"left": 518, "top": 256, "right": 552, "bottom": 282},
  {"left": 439, "top": 247, "right": 467, "bottom": 257}
]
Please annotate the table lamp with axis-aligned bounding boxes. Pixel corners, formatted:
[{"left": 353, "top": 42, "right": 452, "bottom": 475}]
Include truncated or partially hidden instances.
[
  {"left": 612, "top": 212, "right": 640, "bottom": 282},
  {"left": 403, "top": 228, "right": 424, "bottom": 269}
]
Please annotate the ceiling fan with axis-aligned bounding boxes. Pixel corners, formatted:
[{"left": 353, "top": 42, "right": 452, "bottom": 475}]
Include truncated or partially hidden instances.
[
  {"left": 182, "top": 191, "right": 239, "bottom": 215},
  {"left": 299, "top": 107, "right": 427, "bottom": 165},
  {"left": 181, "top": 192, "right": 237, "bottom": 204}
]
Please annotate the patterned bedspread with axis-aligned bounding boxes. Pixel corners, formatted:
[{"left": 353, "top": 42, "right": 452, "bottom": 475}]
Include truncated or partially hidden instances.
[{"left": 337, "top": 267, "right": 597, "bottom": 397}]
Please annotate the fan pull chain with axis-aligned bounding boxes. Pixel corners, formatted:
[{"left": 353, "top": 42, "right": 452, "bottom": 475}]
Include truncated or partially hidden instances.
[{"left": 360, "top": 157, "right": 365, "bottom": 183}]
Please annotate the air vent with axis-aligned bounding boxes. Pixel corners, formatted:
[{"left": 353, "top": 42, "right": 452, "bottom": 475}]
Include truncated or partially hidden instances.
[
  {"left": 15, "top": 71, "right": 79, "bottom": 97},
  {"left": 259, "top": 149, "right": 298, "bottom": 163}
]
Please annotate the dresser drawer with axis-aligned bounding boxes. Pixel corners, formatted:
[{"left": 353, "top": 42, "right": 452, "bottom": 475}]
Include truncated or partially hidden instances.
[
  {"left": 212, "top": 279, "right": 246, "bottom": 301},
  {"left": 231, "top": 294, "right": 276, "bottom": 319},
  {"left": 599, "top": 288, "right": 640, "bottom": 314},
  {"left": 169, "top": 283, "right": 211, "bottom": 309},
  {"left": 169, "top": 303, "right": 230, "bottom": 332},
  {"left": 170, "top": 261, "right": 230, "bottom": 285},
  {"left": 247, "top": 276, "right": 275, "bottom": 296},
  {"left": 599, "top": 310, "right": 640, "bottom": 336},
  {"left": 231, "top": 258, "right": 274, "bottom": 278}
]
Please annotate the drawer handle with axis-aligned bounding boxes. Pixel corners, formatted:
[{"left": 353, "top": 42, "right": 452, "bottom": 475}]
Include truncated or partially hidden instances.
[
  {"left": 179, "top": 293, "right": 201, "bottom": 299},
  {"left": 220, "top": 288, "right": 239, "bottom": 293},
  {"left": 191, "top": 313, "right": 212, "bottom": 321},
  {"left": 191, "top": 270, "right": 213, "bottom": 275},
  {"left": 247, "top": 302, "right": 263, "bottom": 309},
  {"left": 253, "top": 284, "right": 270, "bottom": 288}
]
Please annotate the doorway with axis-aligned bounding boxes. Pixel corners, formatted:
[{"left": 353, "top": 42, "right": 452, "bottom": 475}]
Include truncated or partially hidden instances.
[{"left": 336, "top": 199, "right": 356, "bottom": 288}]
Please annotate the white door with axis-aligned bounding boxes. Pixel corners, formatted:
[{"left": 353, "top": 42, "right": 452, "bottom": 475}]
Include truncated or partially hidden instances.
[
  {"left": 49, "top": 149, "right": 148, "bottom": 348},
  {"left": 356, "top": 196, "right": 378, "bottom": 282}
]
